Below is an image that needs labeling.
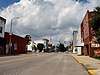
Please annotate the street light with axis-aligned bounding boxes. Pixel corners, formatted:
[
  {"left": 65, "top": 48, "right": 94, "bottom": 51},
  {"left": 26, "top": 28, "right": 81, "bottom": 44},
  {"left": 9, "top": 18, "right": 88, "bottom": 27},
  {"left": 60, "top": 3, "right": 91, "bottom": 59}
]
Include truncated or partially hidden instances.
[
  {"left": 9, "top": 17, "right": 19, "bottom": 54},
  {"left": 10, "top": 17, "right": 19, "bottom": 35}
]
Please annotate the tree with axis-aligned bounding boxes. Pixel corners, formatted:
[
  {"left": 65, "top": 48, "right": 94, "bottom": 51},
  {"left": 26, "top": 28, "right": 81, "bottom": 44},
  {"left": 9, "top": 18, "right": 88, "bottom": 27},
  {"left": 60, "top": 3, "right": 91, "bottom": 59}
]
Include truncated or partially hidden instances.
[
  {"left": 34, "top": 45, "right": 37, "bottom": 52},
  {"left": 66, "top": 46, "right": 69, "bottom": 51},
  {"left": 59, "top": 43, "right": 66, "bottom": 52},
  {"left": 90, "top": 6, "right": 100, "bottom": 43},
  {"left": 37, "top": 43, "right": 44, "bottom": 52}
]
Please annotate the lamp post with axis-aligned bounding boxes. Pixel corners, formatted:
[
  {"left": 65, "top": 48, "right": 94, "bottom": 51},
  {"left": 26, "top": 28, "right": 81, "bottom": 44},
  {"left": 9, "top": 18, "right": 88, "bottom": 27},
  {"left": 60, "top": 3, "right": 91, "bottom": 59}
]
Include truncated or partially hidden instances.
[{"left": 9, "top": 17, "right": 19, "bottom": 54}]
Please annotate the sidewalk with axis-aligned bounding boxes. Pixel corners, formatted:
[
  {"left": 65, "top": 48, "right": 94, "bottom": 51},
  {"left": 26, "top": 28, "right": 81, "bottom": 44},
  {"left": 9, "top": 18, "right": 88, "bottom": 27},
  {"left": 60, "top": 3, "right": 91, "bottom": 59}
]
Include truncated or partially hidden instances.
[{"left": 70, "top": 53, "right": 100, "bottom": 75}]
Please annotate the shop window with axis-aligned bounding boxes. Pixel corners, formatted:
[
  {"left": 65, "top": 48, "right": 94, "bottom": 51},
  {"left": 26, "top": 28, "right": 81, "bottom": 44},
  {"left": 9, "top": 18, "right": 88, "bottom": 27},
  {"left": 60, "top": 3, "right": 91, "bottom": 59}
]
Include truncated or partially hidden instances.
[{"left": 0, "top": 27, "right": 2, "bottom": 33}]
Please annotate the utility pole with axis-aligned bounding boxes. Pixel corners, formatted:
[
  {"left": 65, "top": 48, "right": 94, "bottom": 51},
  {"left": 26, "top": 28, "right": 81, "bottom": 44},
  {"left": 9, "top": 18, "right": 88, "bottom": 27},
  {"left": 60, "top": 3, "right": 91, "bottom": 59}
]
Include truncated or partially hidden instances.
[{"left": 9, "top": 17, "right": 19, "bottom": 54}]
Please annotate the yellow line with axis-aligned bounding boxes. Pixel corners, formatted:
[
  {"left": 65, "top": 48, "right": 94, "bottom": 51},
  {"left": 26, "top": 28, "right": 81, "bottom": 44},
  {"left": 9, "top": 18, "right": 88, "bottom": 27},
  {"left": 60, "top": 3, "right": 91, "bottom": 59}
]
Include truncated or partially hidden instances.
[
  {"left": 0, "top": 57, "right": 33, "bottom": 63},
  {"left": 75, "top": 59, "right": 94, "bottom": 75},
  {"left": 88, "top": 70, "right": 94, "bottom": 75},
  {"left": 77, "top": 60, "right": 84, "bottom": 65}
]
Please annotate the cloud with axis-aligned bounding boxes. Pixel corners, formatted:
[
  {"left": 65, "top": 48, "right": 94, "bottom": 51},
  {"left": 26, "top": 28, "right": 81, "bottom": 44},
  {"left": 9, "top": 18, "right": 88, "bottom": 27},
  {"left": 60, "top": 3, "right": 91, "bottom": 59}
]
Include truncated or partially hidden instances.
[{"left": 0, "top": 0, "right": 100, "bottom": 45}]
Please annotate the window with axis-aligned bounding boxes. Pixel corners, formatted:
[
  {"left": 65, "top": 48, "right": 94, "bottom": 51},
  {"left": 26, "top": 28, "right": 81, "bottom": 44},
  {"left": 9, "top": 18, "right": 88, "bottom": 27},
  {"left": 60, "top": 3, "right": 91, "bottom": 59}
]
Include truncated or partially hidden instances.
[
  {"left": 0, "top": 27, "right": 2, "bottom": 33},
  {"left": 13, "top": 42, "right": 17, "bottom": 50},
  {"left": 1, "top": 20, "right": 4, "bottom": 24}
]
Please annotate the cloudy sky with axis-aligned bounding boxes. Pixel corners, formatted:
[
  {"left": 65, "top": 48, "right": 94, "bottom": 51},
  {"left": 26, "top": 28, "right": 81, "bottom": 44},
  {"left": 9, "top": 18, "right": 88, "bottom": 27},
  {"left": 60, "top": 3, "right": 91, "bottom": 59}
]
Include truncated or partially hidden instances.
[{"left": 0, "top": 0, "right": 100, "bottom": 45}]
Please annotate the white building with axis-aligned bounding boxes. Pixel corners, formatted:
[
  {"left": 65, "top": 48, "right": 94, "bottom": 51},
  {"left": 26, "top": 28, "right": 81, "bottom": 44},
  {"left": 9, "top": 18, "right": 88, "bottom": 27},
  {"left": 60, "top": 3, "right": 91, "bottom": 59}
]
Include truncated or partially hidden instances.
[
  {"left": 34, "top": 40, "right": 44, "bottom": 46},
  {"left": 72, "top": 31, "right": 78, "bottom": 53},
  {"left": 0, "top": 16, "right": 6, "bottom": 54},
  {"left": 34, "top": 39, "right": 49, "bottom": 49},
  {"left": 42, "top": 39, "right": 49, "bottom": 50},
  {"left": 26, "top": 40, "right": 34, "bottom": 52},
  {"left": 0, "top": 16, "right": 6, "bottom": 38},
  {"left": 76, "top": 26, "right": 84, "bottom": 55},
  {"left": 25, "top": 35, "right": 34, "bottom": 52}
]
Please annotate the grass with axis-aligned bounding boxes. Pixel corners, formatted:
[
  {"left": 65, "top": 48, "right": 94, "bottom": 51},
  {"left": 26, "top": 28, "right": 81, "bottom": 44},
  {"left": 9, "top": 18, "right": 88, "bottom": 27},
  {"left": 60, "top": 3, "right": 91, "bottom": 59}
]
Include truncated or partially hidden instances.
[{"left": 92, "top": 56, "right": 100, "bottom": 60}]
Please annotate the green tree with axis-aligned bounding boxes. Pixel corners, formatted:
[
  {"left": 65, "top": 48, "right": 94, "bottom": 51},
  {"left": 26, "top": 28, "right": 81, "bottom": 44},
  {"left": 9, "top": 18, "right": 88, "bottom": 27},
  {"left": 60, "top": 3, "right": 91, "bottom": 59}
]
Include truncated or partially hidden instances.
[
  {"left": 66, "top": 46, "right": 69, "bottom": 51},
  {"left": 59, "top": 43, "right": 66, "bottom": 52},
  {"left": 37, "top": 43, "right": 44, "bottom": 52},
  {"left": 90, "top": 6, "right": 100, "bottom": 43}
]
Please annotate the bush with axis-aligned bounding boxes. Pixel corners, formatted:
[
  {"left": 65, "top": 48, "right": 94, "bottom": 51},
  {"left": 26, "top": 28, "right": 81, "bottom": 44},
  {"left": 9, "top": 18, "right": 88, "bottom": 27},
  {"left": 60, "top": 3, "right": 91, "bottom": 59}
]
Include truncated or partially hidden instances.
[{"left": 37, "top": 43, "right": 44, "bottom": 52}]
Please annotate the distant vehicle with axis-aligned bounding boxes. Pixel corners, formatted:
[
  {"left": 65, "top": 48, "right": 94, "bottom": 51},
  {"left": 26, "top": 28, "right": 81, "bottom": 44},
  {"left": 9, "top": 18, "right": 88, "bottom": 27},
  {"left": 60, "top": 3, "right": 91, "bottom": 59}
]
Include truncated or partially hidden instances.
[
  {"left": 66, "top": 51, "right": 68, "bottom": 53},
  {"left": 48, "top": 44, "right": 55, "bottom": 52}
]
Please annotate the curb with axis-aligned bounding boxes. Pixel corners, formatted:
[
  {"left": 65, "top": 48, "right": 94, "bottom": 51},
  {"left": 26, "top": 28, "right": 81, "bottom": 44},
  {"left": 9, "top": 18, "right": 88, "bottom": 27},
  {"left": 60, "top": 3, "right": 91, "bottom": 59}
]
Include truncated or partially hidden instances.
[
  {"left": 76, "top": 59, "right": 94, "bottom": 75},
  {"left": 77, "top": 60, "right": 84, "bottom": 65},
  {"left": 88, "top": 70, "right": 95, "bottom": 75},
  {"left": 71, "top": 55, "right": 95, "bottom": 75}
]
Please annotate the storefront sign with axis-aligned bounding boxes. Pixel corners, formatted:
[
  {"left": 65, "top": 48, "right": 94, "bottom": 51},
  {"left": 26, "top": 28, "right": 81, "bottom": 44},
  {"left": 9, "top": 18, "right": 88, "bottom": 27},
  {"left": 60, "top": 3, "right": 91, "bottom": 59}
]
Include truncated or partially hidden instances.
[{"left": 91, "top": 43, "right": 100, "bottom": 47}]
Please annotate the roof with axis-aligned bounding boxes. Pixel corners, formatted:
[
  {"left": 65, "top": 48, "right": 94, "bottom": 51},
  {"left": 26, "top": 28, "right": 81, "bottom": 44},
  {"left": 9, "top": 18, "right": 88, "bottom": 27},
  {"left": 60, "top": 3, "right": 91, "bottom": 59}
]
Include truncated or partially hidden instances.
[{"left": 5, "top": 32, "right": 26, "bottom": 39}]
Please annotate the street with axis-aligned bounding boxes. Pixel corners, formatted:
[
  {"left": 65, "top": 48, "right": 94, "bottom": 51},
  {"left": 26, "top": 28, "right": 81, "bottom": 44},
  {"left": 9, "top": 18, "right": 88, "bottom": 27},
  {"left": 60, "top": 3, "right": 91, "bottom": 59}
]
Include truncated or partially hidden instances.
[{"left": 0, "top": 53, "right": 89, "bottom": 75}]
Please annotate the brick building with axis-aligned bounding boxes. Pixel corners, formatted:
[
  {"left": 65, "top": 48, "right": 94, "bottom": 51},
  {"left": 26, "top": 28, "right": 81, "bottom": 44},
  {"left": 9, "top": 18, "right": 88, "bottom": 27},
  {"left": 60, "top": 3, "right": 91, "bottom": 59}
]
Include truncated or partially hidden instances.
[
  {"left": 81, "top": 10, "right": 100, "bottom": 57},
  {"left": 5, "top": 32, "right": 27, "bottom": 54}
]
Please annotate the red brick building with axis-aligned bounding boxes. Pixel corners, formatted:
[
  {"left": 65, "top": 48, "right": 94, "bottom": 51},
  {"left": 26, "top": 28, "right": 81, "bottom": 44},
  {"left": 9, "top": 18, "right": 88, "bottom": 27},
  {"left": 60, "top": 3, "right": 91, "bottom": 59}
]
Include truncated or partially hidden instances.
[
  {"left": 5, "top": 32, "right": 27, "bottom": 54},
  {"left": 81, "top": 10, "right": 100, "bottom": 57}
]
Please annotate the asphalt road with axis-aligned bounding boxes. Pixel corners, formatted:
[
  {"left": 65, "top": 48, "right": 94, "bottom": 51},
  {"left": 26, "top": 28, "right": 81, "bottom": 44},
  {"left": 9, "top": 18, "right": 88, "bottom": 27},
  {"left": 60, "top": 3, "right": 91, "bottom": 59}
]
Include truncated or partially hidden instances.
[{"left": 0, "top": 53, "right": 89, "bottom": 75}]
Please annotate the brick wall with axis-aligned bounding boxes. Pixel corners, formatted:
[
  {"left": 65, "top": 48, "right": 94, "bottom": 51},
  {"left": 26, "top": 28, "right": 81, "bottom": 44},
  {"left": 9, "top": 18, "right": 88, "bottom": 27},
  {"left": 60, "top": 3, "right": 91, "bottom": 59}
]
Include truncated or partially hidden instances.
[{"left": 5, "top": 32, "right": 27, "bottom": 54}]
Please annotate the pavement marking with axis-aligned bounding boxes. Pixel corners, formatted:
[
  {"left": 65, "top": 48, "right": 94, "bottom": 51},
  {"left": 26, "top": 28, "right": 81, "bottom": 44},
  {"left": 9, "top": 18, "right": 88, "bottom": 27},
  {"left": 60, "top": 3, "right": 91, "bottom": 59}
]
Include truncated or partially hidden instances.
[
  {"left": 88, "top": 70, "right": 94, "bottom": 75},
  {"left": 73, "top": 57, "right": 95, "bottom": 75},
  {"left": 76, "top": 60, "right": 95, "bottom": 75},
  {"left": 77, "top": 60, "right": 84, "bottom": 65},
  {"left": 0, "top": 53, "right": 42, "bottom": 63},
  {"left": 0, "top": 56, "right": 34, "bottom": 63}
]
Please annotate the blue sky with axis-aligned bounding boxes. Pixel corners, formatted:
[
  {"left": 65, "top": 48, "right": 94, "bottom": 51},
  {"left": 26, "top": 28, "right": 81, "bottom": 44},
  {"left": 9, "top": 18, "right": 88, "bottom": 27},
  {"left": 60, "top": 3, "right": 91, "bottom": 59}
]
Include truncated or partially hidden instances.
[
  {"left": 76, "top": 0, "right": 89, "bottom": 3},
  {"left": 0, "top": 0, "right": 89, "bottom": 8},
  {"left": 0, "top": 0, "right": 20, "bottom": 8}
]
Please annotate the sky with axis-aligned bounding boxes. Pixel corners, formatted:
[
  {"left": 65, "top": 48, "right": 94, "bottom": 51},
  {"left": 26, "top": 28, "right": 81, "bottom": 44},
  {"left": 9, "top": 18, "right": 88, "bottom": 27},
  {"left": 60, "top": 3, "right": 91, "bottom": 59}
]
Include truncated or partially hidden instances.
[
  {"left": 0, "top": 0, "right": 20, "bottom": 8},
  {"left": 0, "top": 0, "right": 100, "bottom": 45}
]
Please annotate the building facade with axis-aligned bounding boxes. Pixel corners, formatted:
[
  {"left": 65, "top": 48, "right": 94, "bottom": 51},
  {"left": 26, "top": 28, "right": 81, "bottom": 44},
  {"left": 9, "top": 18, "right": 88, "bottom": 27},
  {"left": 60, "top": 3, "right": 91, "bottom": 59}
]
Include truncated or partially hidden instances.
[
  {"left": 72, "top": 31, "right": 78, "bottom": 53},
  {"left": 42, "top": 39, "right": 49, "bottom": 51},
  {"left": 25, "top": 35, "right": 34, "bottom": 52},
  {"left": 81, "top": 10, "right": 100, "bottom": 57},
  {"left": 0, "top": 16, "right": 6, "bottom": 55},
  {"left": 5, "top": 32, "right": 27, "bottom": 54},
  {"left": 76, "top": 26, "right": 84, "bottom": 55}
]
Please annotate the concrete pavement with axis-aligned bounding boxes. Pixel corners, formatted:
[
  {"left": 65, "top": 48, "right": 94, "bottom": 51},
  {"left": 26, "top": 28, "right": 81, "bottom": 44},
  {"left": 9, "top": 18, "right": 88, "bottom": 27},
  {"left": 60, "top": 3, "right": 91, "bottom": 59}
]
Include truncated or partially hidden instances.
[
  {"left": 70, "top": 53, "right": 100, "bottom": 75},
  {"left": 0, "top": 53, "right": 89, "bottom": 75}
]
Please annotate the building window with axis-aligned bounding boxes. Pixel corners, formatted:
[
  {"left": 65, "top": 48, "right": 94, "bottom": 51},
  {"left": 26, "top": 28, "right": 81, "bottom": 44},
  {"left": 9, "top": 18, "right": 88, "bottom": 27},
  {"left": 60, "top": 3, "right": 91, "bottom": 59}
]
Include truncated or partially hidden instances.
[
  {"left": 1, "top": 20, "right": 4, "bottom": 24},
  {"left": 0, "top": 27, "right": 2, "bottom": 33},
  {"left": 13, "top": 42, "right": 17, "bottom": 50}
]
